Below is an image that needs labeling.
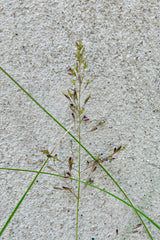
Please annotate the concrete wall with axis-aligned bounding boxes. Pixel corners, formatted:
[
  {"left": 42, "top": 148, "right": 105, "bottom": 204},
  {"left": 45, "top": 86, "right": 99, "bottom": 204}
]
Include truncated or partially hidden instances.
[{"left": 0, "top": 1, "right": 160, "bottom": 239}]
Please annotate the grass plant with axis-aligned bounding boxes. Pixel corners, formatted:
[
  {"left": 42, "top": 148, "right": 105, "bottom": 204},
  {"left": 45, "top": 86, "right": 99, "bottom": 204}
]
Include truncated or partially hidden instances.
[{"left": 0, "top": 41, "right": 159, "bottom": 239}]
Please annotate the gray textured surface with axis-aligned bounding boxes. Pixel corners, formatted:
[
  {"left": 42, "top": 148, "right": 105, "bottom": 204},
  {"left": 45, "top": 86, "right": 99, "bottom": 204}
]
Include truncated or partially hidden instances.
[{"left": 0, "top": 1, "right": 160, "bottom": 239}]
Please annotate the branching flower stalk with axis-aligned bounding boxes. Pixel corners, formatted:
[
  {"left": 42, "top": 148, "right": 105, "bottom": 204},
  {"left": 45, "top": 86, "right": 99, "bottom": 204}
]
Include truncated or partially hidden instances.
[
  {"left": 62, "top": 40, "right": 153, "bottom": 240},
  {"left": 63, "top": 40, "right": 91, "bottom": 239}
]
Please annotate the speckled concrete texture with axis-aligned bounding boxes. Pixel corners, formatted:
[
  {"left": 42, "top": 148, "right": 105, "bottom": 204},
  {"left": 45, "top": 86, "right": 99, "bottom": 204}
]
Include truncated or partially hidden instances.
[{"left": 0, "top": 1, "right": 160, "bottom": 239}]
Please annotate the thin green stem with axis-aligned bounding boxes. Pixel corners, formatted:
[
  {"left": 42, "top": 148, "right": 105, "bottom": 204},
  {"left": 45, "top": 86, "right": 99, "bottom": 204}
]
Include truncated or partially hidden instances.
[
  {"left": 0, "top": 158, "right": 49, "bottom": 237},
  {"left": 76, "top": 64, "right": 82, "bottom": 240},
  {"left": 75, "top": 114, "right": 81, "bottom": 240},
  {"left": 98, "top": 163, "right": 153, "bottom": 239}
]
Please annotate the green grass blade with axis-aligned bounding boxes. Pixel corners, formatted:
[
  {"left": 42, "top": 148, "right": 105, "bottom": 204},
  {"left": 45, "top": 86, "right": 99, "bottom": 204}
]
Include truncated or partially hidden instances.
[
  {"left": 0, "top": 167, "right": 160, "bottom": 231},
  {"left": 97, "top": 163, "right": 153, "bottom": 239},
  {"left": 0, "top": 158, "right": 49, "bottom": 237}
]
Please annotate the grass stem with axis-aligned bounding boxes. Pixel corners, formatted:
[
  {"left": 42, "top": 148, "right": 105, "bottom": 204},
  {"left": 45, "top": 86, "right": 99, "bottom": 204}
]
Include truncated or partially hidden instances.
[{"left": 76, "top": 61, "right": 82, "bottom": 240}]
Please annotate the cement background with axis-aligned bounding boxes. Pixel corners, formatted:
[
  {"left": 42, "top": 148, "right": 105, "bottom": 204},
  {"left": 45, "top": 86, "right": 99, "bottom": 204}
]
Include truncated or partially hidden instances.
[{"left": 0, "top": 1, "right": 160, "bottom": 239}]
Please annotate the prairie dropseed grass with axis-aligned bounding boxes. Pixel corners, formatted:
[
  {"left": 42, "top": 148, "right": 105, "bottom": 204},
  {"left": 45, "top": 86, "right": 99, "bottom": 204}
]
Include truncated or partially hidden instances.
[{"left": 0, "top": 40, "right": 159, "bottom": 239}]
